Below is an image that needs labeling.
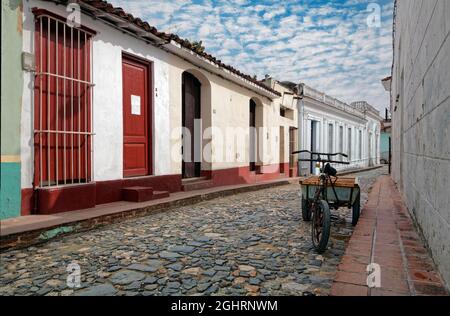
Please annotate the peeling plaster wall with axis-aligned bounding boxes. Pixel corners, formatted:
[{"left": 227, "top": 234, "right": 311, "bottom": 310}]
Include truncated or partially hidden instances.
[{"left": 391, "top": 0, "right": 450, "bottom": 287}]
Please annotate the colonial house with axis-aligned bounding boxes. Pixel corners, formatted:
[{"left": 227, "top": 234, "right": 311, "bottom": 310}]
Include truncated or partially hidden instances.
[
  {"left": 1, "top": 0, "right": 300, "bottom": 219},
  {"left": 295, "top": 84, "right": 382, "bottom": 175}
]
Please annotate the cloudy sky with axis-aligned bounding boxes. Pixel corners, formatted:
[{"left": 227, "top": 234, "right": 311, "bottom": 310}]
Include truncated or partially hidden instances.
[{"left": 109, "top": 0, "right": 394, "bottom": 112}]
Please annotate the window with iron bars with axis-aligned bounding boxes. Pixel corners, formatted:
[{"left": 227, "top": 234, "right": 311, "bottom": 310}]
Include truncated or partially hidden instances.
[{"left": 33, "top": 9, "right": 95, "bottom": 188}]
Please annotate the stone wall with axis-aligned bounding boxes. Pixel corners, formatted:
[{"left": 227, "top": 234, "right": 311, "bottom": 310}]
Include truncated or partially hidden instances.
[{"left": 390, "top": 0, "right": 450, "bottom": 287}]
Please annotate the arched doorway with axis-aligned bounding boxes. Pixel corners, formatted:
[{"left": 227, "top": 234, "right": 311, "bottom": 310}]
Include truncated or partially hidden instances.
[
  {"left": 249, "top": 99, "right": 257, "bottom": 171},
  {"left": 249, "top": 97, "right": 263, "bottom": 172},
  {"left": 182, "top": 72, "right": 201, "bottom": 178}
]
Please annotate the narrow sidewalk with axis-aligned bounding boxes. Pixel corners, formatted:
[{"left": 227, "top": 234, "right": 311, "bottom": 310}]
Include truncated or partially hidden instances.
[{"left": 331, "top": 176, "right": 448, "bottom": 296}]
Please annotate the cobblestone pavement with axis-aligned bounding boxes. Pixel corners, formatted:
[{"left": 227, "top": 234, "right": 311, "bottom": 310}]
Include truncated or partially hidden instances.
[{"left": 0, "top": 167, "right": 388, "bottom": 296}]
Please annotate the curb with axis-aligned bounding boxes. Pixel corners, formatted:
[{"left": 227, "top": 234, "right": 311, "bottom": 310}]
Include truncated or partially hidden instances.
[
  {"left": 0, "top": 179, "right": 292, "bottom": 251},
  {"left": 337, "top": 165, "right": 384, "bottom": 176}
]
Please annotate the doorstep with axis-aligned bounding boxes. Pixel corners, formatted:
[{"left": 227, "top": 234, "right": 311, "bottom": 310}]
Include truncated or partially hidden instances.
[{"left": 0, "top": 177, "right": 298, "bottom": 250}]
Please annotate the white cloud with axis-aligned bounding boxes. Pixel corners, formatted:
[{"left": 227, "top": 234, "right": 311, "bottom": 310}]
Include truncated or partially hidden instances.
[{"left": 109, "top": 0, "right": 394, "bottom": 112}]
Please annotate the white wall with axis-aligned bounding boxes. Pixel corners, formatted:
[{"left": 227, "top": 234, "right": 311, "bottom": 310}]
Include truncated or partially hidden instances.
[{"left": 391, "top": 0, "right": 450, "bottom": 288}]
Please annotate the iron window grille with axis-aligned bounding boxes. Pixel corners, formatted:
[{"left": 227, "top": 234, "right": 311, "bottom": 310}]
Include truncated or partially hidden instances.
[{"left": 33, "top": 11, "right": 95, "bottom": 188}]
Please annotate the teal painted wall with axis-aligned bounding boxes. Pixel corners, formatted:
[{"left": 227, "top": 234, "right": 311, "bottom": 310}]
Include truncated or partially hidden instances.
[
  {"left": 0, "top": 163, "right": 21, "bottom": 219},
  {"left": 380, "top": 132, "right": 390, "bottom": 162},
  {"left": 380, "top": 132, "right": 390, "bottom": 153},
  {"left": 1, "top": 0, "right": 23, "bottom": 219}
]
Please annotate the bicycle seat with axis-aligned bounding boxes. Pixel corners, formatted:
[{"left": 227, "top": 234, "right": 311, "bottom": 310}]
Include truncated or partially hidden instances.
[{"left": 324, "top": 163, "right": 337, "bottom": 177}]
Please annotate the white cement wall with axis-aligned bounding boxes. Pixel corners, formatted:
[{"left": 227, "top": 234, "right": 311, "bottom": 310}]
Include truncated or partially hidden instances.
[
  {"left": 391, "top": 0, "right": 450, "bottom": 288},
  {"left": 271, "top": 82, "right": 299, "bottom": 168}
]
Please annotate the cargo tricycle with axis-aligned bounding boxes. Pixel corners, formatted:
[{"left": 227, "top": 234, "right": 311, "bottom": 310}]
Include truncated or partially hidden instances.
[{"left": 293, "top": 150, "right": 361, "bottom": 253}]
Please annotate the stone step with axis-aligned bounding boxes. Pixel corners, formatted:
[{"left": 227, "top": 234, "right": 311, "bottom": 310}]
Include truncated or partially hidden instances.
[
  {"left": 122, "top": 186, "right": 170, "bottom": 202},
  {"left": 122, "top": 186, "right": 154, "bottom": 202},
  {"left": 151, "top": 190, "right": 170, "bottom": 200},
  {"left": 182, "top": 179, "right": 214, "bottom": 192},
  {"left": 182, "top": 176, "right": 207, "bottom": 184}
]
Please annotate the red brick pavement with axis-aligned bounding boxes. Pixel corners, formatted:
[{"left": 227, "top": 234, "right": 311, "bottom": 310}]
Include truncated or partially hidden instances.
[{"left": 331, "top": 176, "right": 448, "bottom": 296}]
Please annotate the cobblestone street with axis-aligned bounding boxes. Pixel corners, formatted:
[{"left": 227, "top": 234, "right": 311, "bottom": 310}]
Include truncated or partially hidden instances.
[{"left": 0, "top": 167, "right": 387, "bottom": 296}]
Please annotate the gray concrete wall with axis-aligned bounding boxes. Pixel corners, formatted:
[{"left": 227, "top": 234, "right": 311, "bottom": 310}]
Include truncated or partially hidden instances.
[{"left": 391, "top": 0, "right": 450, "bottom": 288}]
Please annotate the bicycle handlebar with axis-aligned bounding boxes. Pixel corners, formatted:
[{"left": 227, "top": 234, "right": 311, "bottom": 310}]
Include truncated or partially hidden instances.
[
  {"left": 291, "top": 150, "right": 350, "bottom": 165},
  {"left": 291, "top": 150, "right": 348, "bottom": 158}
]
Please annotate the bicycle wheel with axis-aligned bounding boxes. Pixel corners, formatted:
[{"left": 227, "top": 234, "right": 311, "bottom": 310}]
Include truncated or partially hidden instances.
[
  {"left": 311, "top": 200, "right": 331, "bottom": 254},
  {"left": 302, "top": 198, "right": 312, "bottom": 221}
]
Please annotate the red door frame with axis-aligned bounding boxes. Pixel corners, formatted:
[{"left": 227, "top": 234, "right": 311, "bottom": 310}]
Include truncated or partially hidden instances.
[{"left": 122, "top": 52, "right": 153, "bottom": 177}]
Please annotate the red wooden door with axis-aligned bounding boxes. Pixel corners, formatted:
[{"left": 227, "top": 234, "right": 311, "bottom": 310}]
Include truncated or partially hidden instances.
[
  {"left": 122, "top": 55, "right": 151, "bottom": 177},
  {"left": 182, "top": 72, "right": 201, "bottom": 179}
]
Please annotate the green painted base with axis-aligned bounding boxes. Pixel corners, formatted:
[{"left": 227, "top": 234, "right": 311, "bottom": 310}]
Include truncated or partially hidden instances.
[{"left": 0, "top": 162, "right": 21, "bottom": 220}]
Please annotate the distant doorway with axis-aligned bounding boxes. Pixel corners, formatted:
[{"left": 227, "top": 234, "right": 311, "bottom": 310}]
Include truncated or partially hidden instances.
[
  {"left": 279, "top": 126, "right": 285, "bottom": 173},
  {"left": 310, "top": 121, "right": 319, "bottom": 173},
  {"left": 249, "top": 99, "right": 257, "bottom": 171},
  {"left": 182, "top": 72, "right": 201, "bottom": 179}
]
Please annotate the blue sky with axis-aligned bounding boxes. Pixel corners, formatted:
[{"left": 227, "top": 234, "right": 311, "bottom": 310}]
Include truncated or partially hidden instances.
[{"left": 109, "top": 0, "right": 394, "bottom": 112}]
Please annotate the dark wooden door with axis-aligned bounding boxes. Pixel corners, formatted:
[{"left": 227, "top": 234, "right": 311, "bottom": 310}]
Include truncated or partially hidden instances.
[
  {"left": 182, "top": 72, "right": 201, "bottom": 178},
  {"left": 122, "top": 56, "right": 150, "bottom": 177},
  {"left": 249, "top": 100, "right": 256, "bottom": 171},
  {"left": 310, "top": 121, "right": 318, "bottom": 173},
  {"left": 279, "top": 126, "right": 285, "bottom": 173}
]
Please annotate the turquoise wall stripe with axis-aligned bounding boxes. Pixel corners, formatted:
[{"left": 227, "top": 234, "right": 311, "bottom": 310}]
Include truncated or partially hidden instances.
[{"left": 0, "top": 162, "right": 21, "bottom": 220}]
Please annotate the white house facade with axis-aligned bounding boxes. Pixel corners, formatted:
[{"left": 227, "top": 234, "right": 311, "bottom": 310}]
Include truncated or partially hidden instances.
[{"left": 296, "top": 84, "right": 382, "bottom": 175}]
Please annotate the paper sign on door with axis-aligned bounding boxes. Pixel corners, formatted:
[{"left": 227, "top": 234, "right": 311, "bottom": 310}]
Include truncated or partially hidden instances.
[{"left": 131, "top": 95, "right": 141, "bottom": 115}]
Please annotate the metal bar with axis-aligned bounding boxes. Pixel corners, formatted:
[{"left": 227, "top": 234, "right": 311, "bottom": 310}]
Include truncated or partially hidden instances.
[
  {"left": 39, "top": 17, "right": 43, "bottom": 187},
  {"left": 34, "top": 130, "right": 95, "bottom": 135},
  {"left": 34, "top": 16, "right": 94, "bottom": 188},
  {"left": 78, "top": 29, "right": 81, "bottom": 183},
  {"left": 55, "top": 20, "right": 59, "bottom": 186},
  {"left": 47, "top": 16, "right": 50, "bottom": 186},
  {"left": 84, "top": 32, "right": 88, "bottom": 183},
  {"left": 35, "top": 72, "right": 94, "bottom": 86},
  {"left": 63, "top": 23, "right": 67, "bottom": 185},
  {"left": 90, "top": 36, "right": 94, "bottom": 184},
  {"left": 71, "top": 26, "right": 74, "bottom": 184},
  {"left": 36, "top": 14, "right": 96, "bottom": 36}
]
